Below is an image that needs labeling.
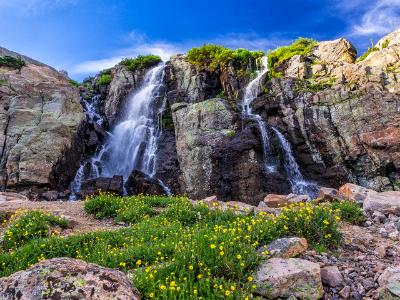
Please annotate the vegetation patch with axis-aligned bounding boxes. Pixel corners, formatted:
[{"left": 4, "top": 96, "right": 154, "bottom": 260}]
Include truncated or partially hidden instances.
[
  {"left": 0, "top": 193, "right": 363, "bottom": 299},
  {"left": 382, "top": 39, "right": 390, "bottom": 49},
  {"left": 187, "top": 44, "right": 264, "bottom": 72},
  {"left": 0, "top": 56, "right": 26, "bottom": 70},
  {"left": 96, "top": 69, "right": 113, "bottom": 86},
  {"left": 330, "top": 201, "right": 363, "bottom": 224},
  {"left": 357, "top": 44, "right": 379, "bottom": 62},
  {"left": 267, "top": 38, "right": 317, "bottom": 77},
  {"left": 120, "top": 55, "right": 162, "bottom": 72},
  {"left": 296, "top": 76, "right": 336, "bottom": 93},
  {"left": 68, "top": 79, "right": 80, "bottom": 87},
  {"left": 0, "top": 210, "right": 69, "bottom": 251}
]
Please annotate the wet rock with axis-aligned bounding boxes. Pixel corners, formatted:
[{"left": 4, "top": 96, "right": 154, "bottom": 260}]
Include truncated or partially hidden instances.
[
  {"left": 258, "top": 237, "right": 308, "bottom": 258},
  {"left": 254, "top": 258, "right": 324, "bottom": 299},
  {"left": 321, "top": 266, "right": 344, "bottom": 287},
  {"left": 0, "top": 258, "right": 140, "bottom": 300},
  {"left": 125, "top": 170, "right": 167, "bottom": 196},
  {"left": 80, "top": 175, "right": 123, "bottom": 196}
]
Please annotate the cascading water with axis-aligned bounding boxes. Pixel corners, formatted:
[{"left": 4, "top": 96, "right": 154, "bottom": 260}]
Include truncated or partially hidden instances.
[
  {"left": 70, "top": 63, "right": 171, "bottom": 199},
  {"left": 272, "top": 127, "right": 319, "bottom": 196},
  {"left": 241, "top": 57, "right": 318, "bottom": 197},
  {"left": 242, "top": 57, "right": 277, "bottom": 172}
]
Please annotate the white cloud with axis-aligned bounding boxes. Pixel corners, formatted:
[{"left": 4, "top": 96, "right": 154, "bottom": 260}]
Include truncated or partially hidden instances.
[{"left": 347, "top": 0, "right": 400, "bottom": 36}]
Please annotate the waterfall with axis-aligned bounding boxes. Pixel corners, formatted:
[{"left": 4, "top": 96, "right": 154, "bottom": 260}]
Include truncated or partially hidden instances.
[
  {"left": 272, "top": 127, "right": 319, "bottom": 196},
  {"left": 70, "top": 63, "right": 171, "bottom": 199},
  {"left": 241, "top": 57, "right": 318, "bottom": 197},
  {"left": 242, "top": 57, "right": 277, "bottom": 172}
]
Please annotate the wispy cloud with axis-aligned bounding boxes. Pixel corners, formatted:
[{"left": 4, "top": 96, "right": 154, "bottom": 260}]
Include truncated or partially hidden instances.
[{"left": 71, "top": 31, "right": 288, "bottom": 76}]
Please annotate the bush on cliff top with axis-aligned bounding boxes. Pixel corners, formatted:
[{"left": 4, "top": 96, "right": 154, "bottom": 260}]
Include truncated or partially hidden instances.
[
  {"left": 187, "top": 44, "right": 264, "bottom": 71},
  {"left": 0, "top": 194, "right": 361, "bottom": 299},
  {"left": 120, "top": 55, "right": 162, "bottom": 72},
  {"left": 0, "top": 55, "right": 26, "bottom": 70},
  {"left": 267, "top": 38, "right": 317, "bottom": 76}
]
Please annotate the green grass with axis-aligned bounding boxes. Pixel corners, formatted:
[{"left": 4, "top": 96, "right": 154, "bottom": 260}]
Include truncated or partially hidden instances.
[
  {"left": 187, "top": 44, "right": 264, "bottom": 72},
  {"left": 96, "top": 73, "right": 112, "bottom": 86},
  {"left": 0, "top": 194, "right": 360, "bottom": 299},
  {"left": 120, "top": 55, "right": 162, "bottom": 72},
  {"left": 382, "top": 39, "right": 390, "bottom": 49},
  {"left": 267, "top": 38, "right": 317, "bottom": 77},
  {"left": 0, "top": 56, "right": 26, "bottom": 70},
  {"left": 0, "top": 210, "right": 69, "bottom": 251}
]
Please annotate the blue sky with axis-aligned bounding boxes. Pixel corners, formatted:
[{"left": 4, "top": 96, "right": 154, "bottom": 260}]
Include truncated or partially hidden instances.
[{"left": 1, "top": 0, "right": 399, "bottom": 80}]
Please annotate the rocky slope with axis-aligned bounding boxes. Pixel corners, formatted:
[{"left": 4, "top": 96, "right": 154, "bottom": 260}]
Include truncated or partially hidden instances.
[{"left": 0, "top": 48, "right": 84, "bottom": 194}]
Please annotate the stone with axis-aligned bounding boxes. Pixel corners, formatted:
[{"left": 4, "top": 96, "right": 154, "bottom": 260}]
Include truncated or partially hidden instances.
[
  {"left": 264, "top": 194, "right": 289, "bottom": 208},
  {"left": 315, "top": 187, "right": 342, "bottom": 203},
  {"left": 375, "top": 245, "right": 387, "bottom": 258},
  {"left": 339, "top": 183, "right": 377, "bottom": 204},
  {"left": 125, "top": 170, "right": 167, "bottom": 196},
  {"left": 258, "top": 237, "right": 308, "bottom": 258},
  {"left": 363, "top": 191, "right": 400, "bottom": 215},
  {"left": 224, "top": 201, "right": 255, "bottom": 213},
  {"left": 254, "top": 258, "right": 324, "bottom": 299},
  {"left": 378, "top": 266, "right": 400, "bottom": 297},
  {"left": 0, "top": 47, "right": 84, "bottom": 191},
  {"left": 287, "top": 194, "right": 310, "bottom": 204},
  {"left": 320, "top": 266, "right": 344, "bottom": 287},
  {"left": 40, "top": 190, "right": 59, "bottom": 201},
  {"left": 0, "top": 258, "right": 140, "bottom": 300},
  {"left": 312, "top": 38, "right": 357, "bottom": 63},
  {"left": 80, "top": 175, "right": 123, "bottom": 197},
  {"left": 339, "top": 286, "right": 351, "bottom": 299},
  {"left": 372, "top": 211, "right": 387, "bottom": 223}
]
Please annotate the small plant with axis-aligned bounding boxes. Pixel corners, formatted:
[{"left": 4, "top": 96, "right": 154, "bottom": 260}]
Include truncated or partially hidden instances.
[
  {"left": 382, "top": 39, "right": 390, "bottom": 49},
  {"left": 330, "top": 201, "right": 363, "bottom": 224},
  {"left": 1, "top": 210, "right": 69, "bottom": 251},
  {"left": 120, "top": 55, "right": 162, "bottom": 72},
  {"left": 357, "top": 41, "right": 379, "bottom": 62},
  {"left": 267, "top": 38, "right": 317, "bottom": 77},
  {"left": 0, "top": 56, "right": 26, "bottom": 70},
  {"left": 96, "top": 73, "right": 112, "bottom": 86},
  {"left": 226, "top": 130, "right": 236, "bottom": 138}
]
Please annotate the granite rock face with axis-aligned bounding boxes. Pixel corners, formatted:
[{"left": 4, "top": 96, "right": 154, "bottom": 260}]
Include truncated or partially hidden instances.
[{"left": 0, "top": 48, "right": 84, "bottom": 191}]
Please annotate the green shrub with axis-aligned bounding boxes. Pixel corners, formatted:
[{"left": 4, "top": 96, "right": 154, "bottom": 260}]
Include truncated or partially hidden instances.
[
  {"left": 96, "top": 73, "right": 112, "bottom": 86},
  {"left": 120, "top": 55, "right": 162, "bottom": 72},
  {"left": 68, "top": 79, "right": 80, "bottom": 87},
  {"left": 1, "top": 210, "right": 69, "bottom": 251},
  {"left": 0, "top": 56, "right": 26, "bottom": 70},
  {"left": 187, "top": 44, "right": 264, "bottom": 71},
  {"left": 330, "top": 201, "right": 363, "bottom": 224},
  {"left": 267, "top": 38, "right": 317, "bottom": 77},
  {"left": 226, "top": 130, "right": 236, "bottom": 138}
]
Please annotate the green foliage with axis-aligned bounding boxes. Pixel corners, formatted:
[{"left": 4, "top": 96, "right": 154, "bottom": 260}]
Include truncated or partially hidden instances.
[
  {"left": 187, "top": 44, "right": 264, "bottom": 71},
  {"left": 120, "top": 55, "right": 162, "bottom": 72},
  {"left": 330, "top": 201, "right": 363, "bottom": 224},
  {"left": 382, "top": 39, "right": 390, "bottom": 49},
  {"left": 0, "top": 211, "right": 7, "bottom": 224},
  {"left": 96, "top": 73, "right": 112, "bottom": 86},
  {"left": 0, "top": 196, "right": 361, "bottom": 299},
  {"left": 297, "top": 76, "right": 336, "bottom": 93},
  {"left": 225, "top": 130, "right": 236, "bottom": 138},
  {"left": 0, "top": 56, "right": 26, "bottom": 70},
  {"left": 267, "top": 38, "right": 317, "bottom": 77},
  {"left": 161, "top": 101, "right": 174, "bottom": 130},
  {"left": 68, "top": 79, "right": 80, "bottom": 87},
  {"left": 357, "top": 42, "right": 379, "bottom": 62},
  {"left": 1, "top": 210, "right": 69, "bottom": 251},
  {"left": 393, "top": 180, "right": 400, "bottom": 190}
]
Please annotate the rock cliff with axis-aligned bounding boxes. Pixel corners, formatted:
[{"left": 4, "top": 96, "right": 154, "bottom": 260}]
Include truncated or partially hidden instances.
[{"left": 0, "top": 49, "right": 84, "bottom": 192}]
